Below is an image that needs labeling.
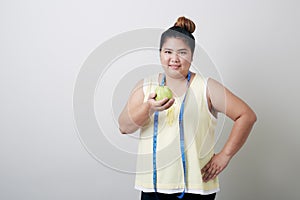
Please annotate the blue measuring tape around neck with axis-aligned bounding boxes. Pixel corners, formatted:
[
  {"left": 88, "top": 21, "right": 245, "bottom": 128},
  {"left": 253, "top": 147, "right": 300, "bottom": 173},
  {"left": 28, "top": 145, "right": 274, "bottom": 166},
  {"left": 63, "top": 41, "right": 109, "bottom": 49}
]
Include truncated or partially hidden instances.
[{"left": 153, "top": 71, "right": 191, "bottom": 199}]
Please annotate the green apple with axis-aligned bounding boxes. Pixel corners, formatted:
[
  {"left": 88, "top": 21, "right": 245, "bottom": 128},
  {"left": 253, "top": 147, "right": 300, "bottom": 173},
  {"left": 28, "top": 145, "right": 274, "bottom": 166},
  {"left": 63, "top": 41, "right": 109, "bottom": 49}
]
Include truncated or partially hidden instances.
[{"left": 155, "top": 86, "right": 173, "bottom": 101}]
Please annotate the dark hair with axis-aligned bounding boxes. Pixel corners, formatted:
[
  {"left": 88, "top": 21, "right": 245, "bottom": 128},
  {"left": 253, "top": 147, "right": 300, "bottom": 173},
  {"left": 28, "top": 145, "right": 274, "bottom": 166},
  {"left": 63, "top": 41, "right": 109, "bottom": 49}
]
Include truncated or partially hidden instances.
[{"left": 159, "top": 16, "right": 196, "bottom": 55}]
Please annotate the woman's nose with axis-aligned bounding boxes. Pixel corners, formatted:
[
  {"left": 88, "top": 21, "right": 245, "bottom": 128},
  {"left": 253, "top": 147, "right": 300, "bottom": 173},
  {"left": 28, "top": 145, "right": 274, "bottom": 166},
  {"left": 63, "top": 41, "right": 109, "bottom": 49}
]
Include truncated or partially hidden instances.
[{"left": 170, "top": 53, "right": 179, "bottom": 63}]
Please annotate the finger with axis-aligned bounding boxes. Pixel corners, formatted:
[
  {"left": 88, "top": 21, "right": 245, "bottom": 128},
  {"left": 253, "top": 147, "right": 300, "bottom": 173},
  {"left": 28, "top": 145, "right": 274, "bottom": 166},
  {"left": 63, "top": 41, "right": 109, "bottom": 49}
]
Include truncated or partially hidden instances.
[
  {"left": 201, "top": 162, "right": 211, "bottom": 174},
  {"left": 155, "top": 97, "right": 169, "bottom": 106},
  {"left": 211, "top": 174, "right": 218, "bottom": 180},
  {"left": 202, "top": 166, "right": 214, "bottom": 181},
  {"left": 155, "top": 98, "right": 174, "bottom": 111},
  {"left": 148, "top": 92, "right": 156, "bottom": 100},
  {"left": 203, "top": 172, "right": 210, "bottom": 182},
  {"left": 204, "top": 156, "right": 217, "bottom": 174},
  {"left": 161, "top": 98, "right": 175, "bottom": 109},
  {"left": 204, "top": 167, "right": 221, "bottom": 182},
  {"left": 206, "top": 166, "right": 212, "bottom": 174},
  {"left": 203, "top": 171, "right": 214, "bottom": 182},
  {"left": 210, "top": 169, "right": 218, "bottom": 178},
  {"left": 204, "top": 174, "right": 216, "bottom": 182},
  {"left": 207, "top": 170, "right": 219, "bottom": 181}
]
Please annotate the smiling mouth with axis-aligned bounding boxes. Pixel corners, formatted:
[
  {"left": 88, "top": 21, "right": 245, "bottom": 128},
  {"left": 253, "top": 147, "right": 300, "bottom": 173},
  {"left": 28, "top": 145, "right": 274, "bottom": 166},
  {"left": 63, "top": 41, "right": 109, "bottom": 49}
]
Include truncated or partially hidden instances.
[{"left": 169, "top": 65, "right": 180, "bottom": 70}]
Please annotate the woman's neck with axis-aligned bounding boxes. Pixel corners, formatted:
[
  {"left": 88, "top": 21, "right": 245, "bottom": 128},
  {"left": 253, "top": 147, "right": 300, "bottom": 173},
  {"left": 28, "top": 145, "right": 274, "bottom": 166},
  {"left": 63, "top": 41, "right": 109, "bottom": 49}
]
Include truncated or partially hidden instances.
[
  {"left": 163, "top": 72, "right": 194, "bottom": 97},
  {"left": 165, "top": 75, "right": 187, "bottom": 87}
]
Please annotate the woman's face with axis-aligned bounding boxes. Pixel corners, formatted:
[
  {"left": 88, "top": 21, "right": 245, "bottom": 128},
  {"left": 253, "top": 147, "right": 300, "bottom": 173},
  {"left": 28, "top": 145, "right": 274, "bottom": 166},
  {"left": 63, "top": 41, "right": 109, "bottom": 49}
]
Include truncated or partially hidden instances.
[{"left": 160, "top": 37, "right": 193, "bottom": 79}]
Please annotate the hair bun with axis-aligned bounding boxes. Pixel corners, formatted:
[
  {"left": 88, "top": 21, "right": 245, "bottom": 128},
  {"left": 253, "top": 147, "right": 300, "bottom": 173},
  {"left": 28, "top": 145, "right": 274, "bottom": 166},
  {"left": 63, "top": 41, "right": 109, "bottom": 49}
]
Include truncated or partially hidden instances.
[{"left": 174, "top": 16, "right": 196, "bottom": 33}]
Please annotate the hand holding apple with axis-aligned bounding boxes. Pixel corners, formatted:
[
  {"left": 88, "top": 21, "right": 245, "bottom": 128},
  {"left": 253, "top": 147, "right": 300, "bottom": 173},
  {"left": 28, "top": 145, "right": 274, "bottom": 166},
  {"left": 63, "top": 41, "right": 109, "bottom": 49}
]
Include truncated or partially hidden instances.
[
  {"left": 146, "top": 87, "right": 174, "bottom": 114},
  {"left": 155, "top": 86, "right": 173, "bottom": 101}
]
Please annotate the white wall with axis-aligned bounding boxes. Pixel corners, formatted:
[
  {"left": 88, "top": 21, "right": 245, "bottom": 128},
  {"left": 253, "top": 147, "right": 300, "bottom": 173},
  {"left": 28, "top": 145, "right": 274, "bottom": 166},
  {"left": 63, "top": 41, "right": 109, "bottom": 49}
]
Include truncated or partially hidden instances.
[{"left": 1, "top": 0, "right": 299, "bottom": 199}]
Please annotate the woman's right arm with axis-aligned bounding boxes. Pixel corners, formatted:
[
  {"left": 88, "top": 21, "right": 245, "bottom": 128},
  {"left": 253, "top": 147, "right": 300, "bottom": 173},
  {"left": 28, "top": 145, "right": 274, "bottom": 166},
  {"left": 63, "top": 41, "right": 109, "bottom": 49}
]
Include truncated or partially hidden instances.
[{"left": 118, "top": 79, "right": 174, "bottom": 134}]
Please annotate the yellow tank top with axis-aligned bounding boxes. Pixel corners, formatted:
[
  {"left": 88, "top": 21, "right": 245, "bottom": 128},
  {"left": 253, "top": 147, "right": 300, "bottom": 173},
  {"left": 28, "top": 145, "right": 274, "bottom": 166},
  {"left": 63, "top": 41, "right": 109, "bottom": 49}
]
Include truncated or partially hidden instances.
[{"left": 135, "top": 73, "right": 219, "bottom": 194}]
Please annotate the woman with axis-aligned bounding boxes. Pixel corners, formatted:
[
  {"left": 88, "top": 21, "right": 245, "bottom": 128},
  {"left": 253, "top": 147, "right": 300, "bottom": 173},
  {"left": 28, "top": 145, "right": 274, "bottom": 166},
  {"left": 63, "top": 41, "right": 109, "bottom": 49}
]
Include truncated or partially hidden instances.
[{"left": 118, "top": 16, "right": 257, "bottom": 200}]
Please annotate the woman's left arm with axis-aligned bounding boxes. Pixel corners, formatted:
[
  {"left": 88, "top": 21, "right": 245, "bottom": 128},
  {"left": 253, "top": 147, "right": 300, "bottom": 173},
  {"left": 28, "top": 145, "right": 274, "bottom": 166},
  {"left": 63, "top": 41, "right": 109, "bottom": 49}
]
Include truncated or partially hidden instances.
[{"left": 201, "top": 78, "right": 257, "bottom": 182}]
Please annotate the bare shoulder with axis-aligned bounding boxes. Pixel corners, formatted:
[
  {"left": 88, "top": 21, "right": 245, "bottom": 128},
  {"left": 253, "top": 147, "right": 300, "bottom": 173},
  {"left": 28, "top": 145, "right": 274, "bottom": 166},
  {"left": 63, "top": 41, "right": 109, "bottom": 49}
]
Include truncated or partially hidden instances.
[
  {"left": 206, "top": 78, "right": 256, "bottom": 121},
  {"left": 206, "top": 78, "right": 225, "bottom": 116},
  {"left": 206, "top": 78, "right": 226, "bottom": 106},
  {"left": 206, "top": 77, "right": 224, "bottom": 91},
  {"left": 128, "top": 79, "right": 145, "bottom": 103}
]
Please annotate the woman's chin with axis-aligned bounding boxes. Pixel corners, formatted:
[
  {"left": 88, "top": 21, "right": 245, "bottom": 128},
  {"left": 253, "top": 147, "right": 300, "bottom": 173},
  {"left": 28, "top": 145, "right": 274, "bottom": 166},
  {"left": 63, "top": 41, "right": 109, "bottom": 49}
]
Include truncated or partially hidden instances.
[{"left": 165, "top": 68, "right": 185, "bottom": 78}]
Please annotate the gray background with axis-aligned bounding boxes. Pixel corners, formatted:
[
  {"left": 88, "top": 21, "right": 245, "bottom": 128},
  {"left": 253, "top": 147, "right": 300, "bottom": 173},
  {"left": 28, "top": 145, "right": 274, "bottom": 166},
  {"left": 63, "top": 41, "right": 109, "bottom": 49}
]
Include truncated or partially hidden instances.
[{"left": 1, "top": 0, "right": 299, "bottom": 199}]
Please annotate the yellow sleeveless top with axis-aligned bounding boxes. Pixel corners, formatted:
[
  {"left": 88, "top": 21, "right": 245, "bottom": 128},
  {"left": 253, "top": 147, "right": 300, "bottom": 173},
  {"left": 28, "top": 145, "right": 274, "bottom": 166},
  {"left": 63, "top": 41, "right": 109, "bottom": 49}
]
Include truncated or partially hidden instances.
[{"left": 135, "top": 73, "right": 219, "bottom": 194}]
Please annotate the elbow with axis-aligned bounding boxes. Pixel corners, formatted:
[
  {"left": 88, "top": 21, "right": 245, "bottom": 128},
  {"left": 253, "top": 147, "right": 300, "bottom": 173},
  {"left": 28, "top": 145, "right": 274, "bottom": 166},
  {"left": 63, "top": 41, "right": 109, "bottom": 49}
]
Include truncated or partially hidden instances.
[
  {"left": 252, "top": 112, "right": 257, "bottom": 123},
  {"left": 237, "top": 108, "right": 257, "bottom": 125},
  {"left": 118, "top": 118, "right": 128, "bottom": 134},
  {"left": 118, "top": 126, "right": 136, "bottom": 134},
  {"left": 118, "top": 111, "right": 142, "bottom": 134},
  {"left": 119, "top": 127, "right": 129, "bottom": 134},
  {"left": 118, "top": 117, "right": 134, "bottom": 134},
  {"left": 247, "top": 109, "right": 257, "bottom": 125}
]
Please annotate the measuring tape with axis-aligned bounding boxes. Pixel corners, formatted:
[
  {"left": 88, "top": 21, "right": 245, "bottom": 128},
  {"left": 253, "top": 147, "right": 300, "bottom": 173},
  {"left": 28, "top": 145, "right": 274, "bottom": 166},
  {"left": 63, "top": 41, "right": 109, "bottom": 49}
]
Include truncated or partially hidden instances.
[{"left": 153, "top": 71, "right": 191, "bottom": 199}]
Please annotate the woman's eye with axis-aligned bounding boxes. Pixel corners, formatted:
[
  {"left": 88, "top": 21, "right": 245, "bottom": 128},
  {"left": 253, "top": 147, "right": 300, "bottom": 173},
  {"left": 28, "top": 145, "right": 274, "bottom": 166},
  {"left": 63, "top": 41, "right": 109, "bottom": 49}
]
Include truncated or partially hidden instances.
[
  {"left": 179, "top": 51, "right": 187, "bottom": 55},
  {"left": 165, "top": 51, "right": 172, "bottom": 54}
]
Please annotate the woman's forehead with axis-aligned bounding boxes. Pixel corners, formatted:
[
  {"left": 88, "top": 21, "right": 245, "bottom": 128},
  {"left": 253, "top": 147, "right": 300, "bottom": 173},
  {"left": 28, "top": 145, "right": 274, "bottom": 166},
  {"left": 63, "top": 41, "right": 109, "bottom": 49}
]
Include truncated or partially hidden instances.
[{"left": 162, "top": 37, "right": 190, "bottom": 50}]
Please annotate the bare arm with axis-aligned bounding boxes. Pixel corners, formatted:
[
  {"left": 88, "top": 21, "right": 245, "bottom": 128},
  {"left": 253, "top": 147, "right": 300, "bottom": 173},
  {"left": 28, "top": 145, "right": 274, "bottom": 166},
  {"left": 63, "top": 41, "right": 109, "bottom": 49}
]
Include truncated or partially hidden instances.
[
  {"left": 201, "top": 78, "right": 257, "bottom": 182},
  {"left": 118, "top": 79, "right": 175, "bottom": 134}
]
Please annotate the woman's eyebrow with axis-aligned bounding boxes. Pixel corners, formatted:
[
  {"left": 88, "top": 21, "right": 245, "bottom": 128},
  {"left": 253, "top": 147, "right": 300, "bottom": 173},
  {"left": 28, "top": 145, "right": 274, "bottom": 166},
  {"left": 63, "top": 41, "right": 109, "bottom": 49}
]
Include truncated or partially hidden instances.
[
  {"left": 162, "top": 48, "right": 188, "bottom": 51},
  {"left": 162, "top": 48, "right": 173, "bottom": 51}
]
